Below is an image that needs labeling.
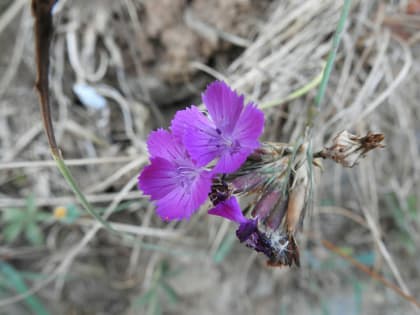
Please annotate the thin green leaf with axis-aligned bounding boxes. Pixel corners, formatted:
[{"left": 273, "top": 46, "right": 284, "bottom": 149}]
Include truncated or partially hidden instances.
[
  {"left": 159, "top": 260, "right": 170, "bottom": 276},
  {"left": 321, "top": 300, "right": 330, "bottom": 315},
  {"left": 135, "top": 288, "right": 157, "bottom": 308},
  {"left": 147, "top": 291, "right": 162, "bottom": 315},
  {"left": 259, "top": 62, "right": 325, "bottom": 109},
  {"left": 0, "top": 262, "right": 50, "bottom": 315},
  {"left": 2, "top": 208, "right": 24, "bottom": 222},
  {"left": 53, "top": 155, "right": 115, "bottom": 232},
  {"left": 3, "top": 221, "right": 24, "bottom": 243},
  {"left": 314, "top": 0, "right": 352, "bottom": 109},
  {"left": 26, "top": 194, "right": 37, "bottom": 216},
  {"left": 24, "top": 222, "right": 44, "bottom": 246},
  {"left": 351, "top": 277, "right": 363, "bottom": 315},
  {"left": 160, "top": 281, "right": 178, "bottom": 305},
  {"left": 407, "top": 195, "right": 417, "bottom": 219},
  {"left": 213, "top": 232, "right": 236, "bottom": 264}
]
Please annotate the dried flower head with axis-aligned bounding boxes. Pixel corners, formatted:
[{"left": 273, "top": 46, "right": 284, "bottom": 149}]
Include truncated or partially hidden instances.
[
  {"left": 315, "top": 130, "right": 385, "bottom": 167},
  {"left": 208, "top": 141, "right": 312, "bottom": 267}
]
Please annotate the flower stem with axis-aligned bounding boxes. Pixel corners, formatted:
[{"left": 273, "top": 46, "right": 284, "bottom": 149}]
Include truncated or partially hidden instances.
[
  {"left": 314, "top": 0, "right": 352, "bottom": 109},
  {"left": 32, "top": 0, "right": 113, "bottom": 232},
  {"left": 52, "top": 153, "right": 114, "bottom": 230}
]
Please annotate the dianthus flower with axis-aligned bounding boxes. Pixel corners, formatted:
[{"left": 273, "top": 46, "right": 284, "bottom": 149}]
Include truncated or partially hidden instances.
[
  {"left": 171, "top": 81, "right": 264, "bottom": 174},
  {"left": 138, "top": 129, "right": 213, "bottom": 220},
  {"left": 138, "top": 81, "right": 265, "bottom": 221}
]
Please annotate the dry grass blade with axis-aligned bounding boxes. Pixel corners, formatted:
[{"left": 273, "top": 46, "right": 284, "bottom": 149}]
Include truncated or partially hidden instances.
[
  {"left": 0, "top": 191, "right": 142, "bottom": 208},
  {"left": 0, "top": 0, "right": 26, "bottom": 35},
  {"left": 0, "top": 156, "right": 137, "bottom": 170}
]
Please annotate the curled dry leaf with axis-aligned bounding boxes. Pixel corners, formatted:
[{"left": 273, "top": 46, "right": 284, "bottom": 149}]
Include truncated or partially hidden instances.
[{"left": 315, "top": 130, "right": 385, "bottom": 168}]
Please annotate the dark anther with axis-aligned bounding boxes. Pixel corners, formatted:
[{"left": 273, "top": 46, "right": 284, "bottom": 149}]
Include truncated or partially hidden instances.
[{"left": 209, "top": 176, "right": 232, "bottom": 206}]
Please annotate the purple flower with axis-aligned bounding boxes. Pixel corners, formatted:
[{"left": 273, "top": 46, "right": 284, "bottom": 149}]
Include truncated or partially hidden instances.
[
  {"left": 138, "top": 81, "right": 264, "bottom": 223},
  {"left": 208, "top": 196, "right": 258, "bottom": 242},
  {"left": 171, "top": 81, "right": 264, "bottom": 174},
  {"left": 208, "top": 196, "right": 246, "bottom": 223},
  {"left": 138, "top": 129, "right": 213, "bottom": 221}
]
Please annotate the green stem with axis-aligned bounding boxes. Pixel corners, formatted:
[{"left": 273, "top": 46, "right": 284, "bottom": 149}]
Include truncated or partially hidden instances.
[
  {"left": 314, "top": 0, "right": 352, "bottom": 109},
  {"left": 260, "top": 62, "right": 325, "bottom": 109},
  {"left": 52, "top": 153, "right": 114, "bottom": 231}
]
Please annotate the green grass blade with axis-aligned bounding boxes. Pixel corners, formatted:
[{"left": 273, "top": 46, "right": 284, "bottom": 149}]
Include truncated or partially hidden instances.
[
  {"left": 0, "top": 262, "right": 50, "bottom": 315},
  {"left": 260, "top": 63, "right": 325, "bottom": 109},
  {"left": 314, "top": 0, "right": 352, "bottom": 109},
  {"left": 160, "top": 281, "right": 178, "bottom": 305},
  {"left": 147, "top": 291, "right": 162, "bottom": 315},
  {"left": 213, "top": 232, "right": 236, "bottom": 264}
]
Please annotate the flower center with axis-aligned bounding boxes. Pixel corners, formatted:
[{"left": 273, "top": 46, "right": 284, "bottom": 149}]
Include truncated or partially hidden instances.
[
  {"left": 223, "top": 137, "right": 240, "bottom": 154},
  {"left": 176, "top": 166, "right": 199, "bottom": 188}
]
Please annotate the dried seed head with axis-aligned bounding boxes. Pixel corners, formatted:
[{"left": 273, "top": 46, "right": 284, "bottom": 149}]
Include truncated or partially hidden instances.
[
  {"left": 225, "top": 141, "right": 312, "bottom": 267},
  {"left": 316, "top": 130, "right": 385, "bottom": 167}
]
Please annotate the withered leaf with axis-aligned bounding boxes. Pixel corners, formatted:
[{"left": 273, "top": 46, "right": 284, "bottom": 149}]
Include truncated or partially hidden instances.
[{"left": 31, "top": 0, "right": 59, "bottom": 155}]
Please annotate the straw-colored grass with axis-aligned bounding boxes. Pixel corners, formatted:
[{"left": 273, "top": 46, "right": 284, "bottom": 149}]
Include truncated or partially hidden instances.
[{"left": 0, "top": 0, "right": 419, "bottom": 314}]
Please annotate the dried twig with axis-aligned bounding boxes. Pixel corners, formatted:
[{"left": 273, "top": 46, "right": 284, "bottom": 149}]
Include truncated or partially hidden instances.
[
  {"left": 31, "top": 0, "right": 59, "bottom": 155},
  {"left": 321, "top": 239, "right": 420, "bottom": 309}
]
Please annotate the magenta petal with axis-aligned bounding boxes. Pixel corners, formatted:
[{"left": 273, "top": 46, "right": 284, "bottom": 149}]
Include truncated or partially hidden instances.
[
  {"left": 138, "top": 157, "right": 178, "bottom": 200},
  {"left": 202, "top": 81, "right": 243, "bottom": 134},
  {"left": 171, "top": 106, "right": 213, "bottom": 140},
  {"left": 208, "top": 197, "right": 246, "bottom": 224},
  {"left": 233, "top": 103, "right": 264, "bottom": 149},
  {"left": 156, "top": 191, "right": 191, "bottom": 221},
  {"left": 147, "top": 129, "right": 187, "bottom": 161},
  {"left": 212, "top": 102, "right": 264, "bottom": 173},
  {"left": 155, "top": 170, "right": 212, "bottom": 220},
  {"left": 171, "top": 106, "right": 222, "bottom": 166},
  {"left": 213, "top": 150, "right": 250, "bottom": 174},
  {"left": 183, "top": 125, "right": 223, "bottom": 167},
  {"left": 236, "top": 219, "right": 258, "bottom": 242}
]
